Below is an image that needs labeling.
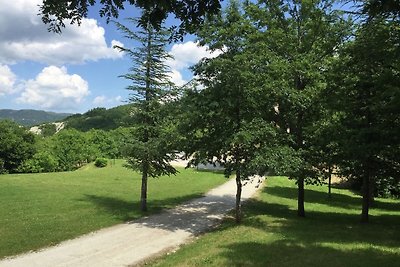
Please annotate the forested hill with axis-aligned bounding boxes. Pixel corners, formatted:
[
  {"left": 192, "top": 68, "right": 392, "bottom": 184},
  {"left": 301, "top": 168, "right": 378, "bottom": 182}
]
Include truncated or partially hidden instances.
[
  {"left": 0, "top": 109, "right": 71, "bottom": 127},
  {"left": 64, "top": 105, "right": 134, "bottom": 131}
]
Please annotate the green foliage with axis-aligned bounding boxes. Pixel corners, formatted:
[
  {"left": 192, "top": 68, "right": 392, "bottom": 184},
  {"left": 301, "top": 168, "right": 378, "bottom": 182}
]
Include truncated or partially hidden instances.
[
  {"left": 328, "top": 18, "right": 400, "bottom": 216},
  {"left": 95, "top": 158, "right": 108, "bottom": 168},
  {"left": 18, "top": 151, "right": 58, "bottom": 173},
  {"left": 0, "top": 120, "right": 36, "bottom": 173},
  {"left": 114, "top": 16, "right": 179, "bottom": 211},
  {"left": 360, "top": 0, "right": 400, "bottom": 19},
  {"left": 50, "top": 129, "right": 95, "bottom": 171},
  {"left": 114, "top": 17, "right": 177, "bottom": 177},
  {"left": 87, "top": 129, "right": 119, "bottom": 158},
  {"left": 177, "top": 2, "right": 281, "bottom": 222},
  {"left": 0, "top": 163, "right": 226, "bottom": 259},
  {"left": 182, "top": 0, "right": 352, "bottom": 219},
  {"left": 39, "top": 0, "right": 222, "bottom": 38},
  {"left": 244, "top": 0, "right": 351, "bottom": 183},
  {"left": 39, "top": 123, "right": 57, "bottom": 137}
]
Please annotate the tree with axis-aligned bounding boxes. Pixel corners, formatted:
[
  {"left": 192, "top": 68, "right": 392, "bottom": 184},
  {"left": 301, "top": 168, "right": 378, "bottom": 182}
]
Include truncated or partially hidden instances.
[
  {"left": 357, "top": 0, "right": 400, "bottom": 19},
  {"left": 39, "top": 0, "right": 222, "bottom": 37},
  {"left": 39, "top": 123, "right": 57, "bottom": 137},
  {"left": 114, "top": 16, "right": 177, "bottom": 212},
  {"left": 87, "top": 129, "right": 118, "bottom": 159},
  {"left": 245, "top": 0, "right": 351, "bottom": 217},
  {"left": 178, "top": 2, "right": 276, "bottom": 223},
  {"left": 50, "top": 129, "right": 94, "bottom": 171},
  {"left": 0, "top": 120, "right": 36, "bottom": 173},
  {"left": 328, "top": 18, "right": 400, "bottom": 222}
]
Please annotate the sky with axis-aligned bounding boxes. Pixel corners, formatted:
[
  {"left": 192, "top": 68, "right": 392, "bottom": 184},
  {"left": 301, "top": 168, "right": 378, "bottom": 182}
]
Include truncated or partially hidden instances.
[{"left": 0, "top": 0, "right": 220, "bottom": 114}]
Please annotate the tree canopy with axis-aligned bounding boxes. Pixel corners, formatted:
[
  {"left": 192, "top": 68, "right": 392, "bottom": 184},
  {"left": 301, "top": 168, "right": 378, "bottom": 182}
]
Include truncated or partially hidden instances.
[{"left": 39, "top": 0, "right": 222, "bottom": 37}]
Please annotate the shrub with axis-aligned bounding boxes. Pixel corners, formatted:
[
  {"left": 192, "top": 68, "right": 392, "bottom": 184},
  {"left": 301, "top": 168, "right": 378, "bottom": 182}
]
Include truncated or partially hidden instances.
[
  {"left": 18, "top": 151, "right": 58, "bottom": 173},
  {"left": 94, "top": 158, "right": 108, "bottom": 168}
]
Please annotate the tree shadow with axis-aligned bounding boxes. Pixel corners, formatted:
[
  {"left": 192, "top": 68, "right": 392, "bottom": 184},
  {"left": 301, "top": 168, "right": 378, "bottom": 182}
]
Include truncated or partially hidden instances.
[
  {"left": 239, "top": 197, "right": 400, "bottom": 249},
  {"left": 265, "top": 186, "right": 400, "bottom": 212},
  {"left": 81, "top": 193, "right": 238, "bottom": 234},
  {"left": 220, "top": 241, "right": 399, "bottom": 267},
  {"left": 81, "top": 195, "right": 141, "bottom": 221}
]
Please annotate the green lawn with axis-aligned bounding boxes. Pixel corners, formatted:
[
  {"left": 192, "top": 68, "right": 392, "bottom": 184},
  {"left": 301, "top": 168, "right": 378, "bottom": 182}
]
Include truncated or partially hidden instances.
[
  {"left": 149, "top": 176, "right": 400, "bottom": 267},
  {"left": 0, "top": 160, "right": 226, "bottom": 259}
]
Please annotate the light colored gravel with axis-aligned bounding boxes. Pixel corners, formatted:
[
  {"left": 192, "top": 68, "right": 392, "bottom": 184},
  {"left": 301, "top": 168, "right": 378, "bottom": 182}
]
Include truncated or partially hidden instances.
[{"left": 0, "top": 175, "right": 264, "bottom": 267}]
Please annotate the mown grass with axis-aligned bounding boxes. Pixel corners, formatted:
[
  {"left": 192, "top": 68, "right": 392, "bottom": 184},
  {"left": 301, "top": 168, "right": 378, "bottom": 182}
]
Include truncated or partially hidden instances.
[
  {"left": 149, "top": 176, "right": 400, "bottom": 267},
  {"left": 0, "top": 160, "right": 226, "bottom": 259}
]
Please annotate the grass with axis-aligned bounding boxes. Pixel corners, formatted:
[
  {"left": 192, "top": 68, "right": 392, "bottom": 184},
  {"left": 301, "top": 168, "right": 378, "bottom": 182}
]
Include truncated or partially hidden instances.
[
  {"left": 149, "top": 176, "right": 400, "bottom": 267},
  {"left": 0, "top": 160, "right": 227, "bottom": 259}
]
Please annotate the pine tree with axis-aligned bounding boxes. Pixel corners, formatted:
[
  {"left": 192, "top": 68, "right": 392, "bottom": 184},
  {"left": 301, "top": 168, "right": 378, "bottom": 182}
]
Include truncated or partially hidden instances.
[{"left": 114, "top": 15, "right": 177, "bottom": 212}]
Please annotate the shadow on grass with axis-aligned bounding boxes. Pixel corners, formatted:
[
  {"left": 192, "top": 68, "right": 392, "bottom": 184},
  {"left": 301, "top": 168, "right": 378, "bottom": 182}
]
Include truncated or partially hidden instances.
[
  {"left": 83, "top": 193, "right": 242, "bottom": 233},
  {"left": 265, "top": 186, "right": 400, "bottom": 212},
  {"left": 82, "top": 193, "right": 206, "bottom": 222},
  {"left": 242, "top": 194, "right": 400, "bottom": 245},
  {"left": 220, "top": 241, "right": 399, "bottom": 267}
]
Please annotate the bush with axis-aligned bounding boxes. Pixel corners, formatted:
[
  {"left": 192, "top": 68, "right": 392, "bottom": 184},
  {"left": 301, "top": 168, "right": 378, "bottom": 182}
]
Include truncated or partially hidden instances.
[
  {"left": 94, "top": 158, "right": 108, "bottom": 168},
  {"left": 18, "top": 151, "right": 58, "bottom": 173}
]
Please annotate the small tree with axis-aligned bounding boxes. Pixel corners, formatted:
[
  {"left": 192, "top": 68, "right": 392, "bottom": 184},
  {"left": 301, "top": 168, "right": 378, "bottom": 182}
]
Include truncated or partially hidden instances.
[{"left": 114, "top": 15, "right": 177, "bottom": 212}]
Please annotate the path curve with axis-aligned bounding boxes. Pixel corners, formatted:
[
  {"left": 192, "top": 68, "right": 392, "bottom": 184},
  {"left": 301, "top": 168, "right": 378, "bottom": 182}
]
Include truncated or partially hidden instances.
[{"left": 0, "top": 176, "right": 264, "bottom": 267}]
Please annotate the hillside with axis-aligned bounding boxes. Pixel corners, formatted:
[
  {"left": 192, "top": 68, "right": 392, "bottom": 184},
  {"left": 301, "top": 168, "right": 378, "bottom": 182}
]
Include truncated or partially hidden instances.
[
  {"left": 64, "top": 105, "right": 134, "bottom": 131},
  {"left": 0, "top": 109, "right": 71, "bottom": 127}
]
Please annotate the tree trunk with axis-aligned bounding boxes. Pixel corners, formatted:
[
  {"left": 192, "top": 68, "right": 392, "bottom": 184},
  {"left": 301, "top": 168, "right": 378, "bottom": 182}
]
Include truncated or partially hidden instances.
[
  {"left": 140, "top": 162, "right": 148, "bottom": 212},
  {"left": 361, "top": 171, "right": 370, "bottom": 223},
  {"left": 235, "top": 169, "right": 242, "bottom": 223},
  {"left": 297, "top": 177, "right": 305, "bottom": 217},
  {"left": 328, "top": 165, "right": 332, "bottom": 199}
]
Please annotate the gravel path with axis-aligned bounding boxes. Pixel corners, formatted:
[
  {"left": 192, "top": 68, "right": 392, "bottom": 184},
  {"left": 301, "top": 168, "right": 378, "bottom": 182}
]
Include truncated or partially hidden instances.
[{"left": 0, "top": 175, "right": 264, "bottom": 267}]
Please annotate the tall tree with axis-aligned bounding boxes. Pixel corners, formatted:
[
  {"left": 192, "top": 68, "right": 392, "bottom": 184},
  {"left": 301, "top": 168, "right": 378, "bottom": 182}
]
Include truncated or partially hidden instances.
[
  {"left": 246, "top": 0, "right": 351, "bottom": 216},
  {"left": 179, "top": 2, "right": 276, "bottom": 223},
  {"left": 329, "top": 18, "right": 400, "bottom": 222},
  {"left": 114, "top": 16, "right": 177, "bottom": 212}
]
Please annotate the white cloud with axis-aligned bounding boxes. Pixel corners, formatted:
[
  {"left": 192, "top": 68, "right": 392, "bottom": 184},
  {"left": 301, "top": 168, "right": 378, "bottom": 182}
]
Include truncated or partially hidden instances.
[
  {"left": 0, "top": 64, "right": 16, "bottom": 96},
  {"left": 93, "top": 95, "right": 107, "bottom": 105},
  {"left": 166, "top": 41, "right": 221, "bottom": 71},
  {"left": 92, "top": 95, "right": 124, "bottom": 107},
  {"left": 169, "top": 70, "right": 187, "bottom": 86},
  {"left": 17, "top": 66, "right": 89, "bottom": 110},
  {"left": 0, "top": 0, "right": 123, "bottom": 65},
  {"left": 166, "top": 41, "right": 221, "bottom": 86}
]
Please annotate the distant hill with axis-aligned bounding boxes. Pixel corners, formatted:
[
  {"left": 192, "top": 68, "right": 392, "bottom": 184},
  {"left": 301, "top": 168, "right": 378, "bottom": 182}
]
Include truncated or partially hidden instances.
[
  {"left": 64, "top": 105, "right": 134, "bottom": 131},
  {"left": 0, "top": 109, "right": 72, "bottom": 127}
]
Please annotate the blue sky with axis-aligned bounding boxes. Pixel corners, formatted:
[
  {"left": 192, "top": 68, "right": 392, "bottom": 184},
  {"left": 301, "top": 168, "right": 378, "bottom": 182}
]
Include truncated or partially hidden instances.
[{"left": 0, "top": 0, "right": 219, "bottom": 113}]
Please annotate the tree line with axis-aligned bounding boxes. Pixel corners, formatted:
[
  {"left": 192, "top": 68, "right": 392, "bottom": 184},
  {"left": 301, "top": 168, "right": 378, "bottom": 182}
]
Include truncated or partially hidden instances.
[{"left": 0, "top": 120, "right": 132, "bottom": 174}]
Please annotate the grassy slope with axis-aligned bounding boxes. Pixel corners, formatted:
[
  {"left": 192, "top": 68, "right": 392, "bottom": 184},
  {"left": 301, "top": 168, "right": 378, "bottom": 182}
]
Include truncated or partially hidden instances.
[
  {"left": 150, "top": 177, "right": 400, "bottom": 267},
  {"left": 0, "top": 160, "right": 226, "bottom": 259}
]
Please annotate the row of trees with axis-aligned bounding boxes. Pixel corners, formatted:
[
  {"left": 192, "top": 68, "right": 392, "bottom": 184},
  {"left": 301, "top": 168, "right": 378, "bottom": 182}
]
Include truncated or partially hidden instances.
[
  {"left": 2, "top": 0, "right": 397, "bottom": 225},
  {"left": 0, "top": 120, "right": 131, "bottom": 174},
  {"left": 187, "top": 0, "right": 399, "bottom": 223},
  {"left": 114, "top": 0, "right": 399, "bottom": 222}
]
